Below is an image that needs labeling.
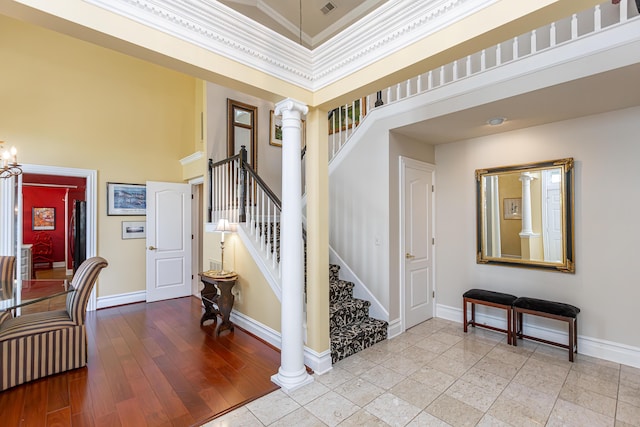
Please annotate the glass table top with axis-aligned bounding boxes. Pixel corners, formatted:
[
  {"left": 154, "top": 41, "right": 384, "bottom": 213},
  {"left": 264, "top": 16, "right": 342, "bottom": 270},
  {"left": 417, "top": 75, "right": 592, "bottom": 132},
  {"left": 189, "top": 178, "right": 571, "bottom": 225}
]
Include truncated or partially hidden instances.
[{"left": 0, "top": 279, "right": 73, "bottom": 312}]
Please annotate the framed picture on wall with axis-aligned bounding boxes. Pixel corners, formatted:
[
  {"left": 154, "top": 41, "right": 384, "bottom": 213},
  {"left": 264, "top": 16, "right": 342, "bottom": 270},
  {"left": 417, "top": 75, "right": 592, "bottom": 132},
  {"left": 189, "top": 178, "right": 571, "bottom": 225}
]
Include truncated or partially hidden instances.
[
  {"left": 269, "top": 110, "right": 306, "bottom": 148},
  {"left": 503, "top": 198, "right": 522, "bottom": 220},
  {"left": 121, "top": 221, "right": 146, "bottom": 239},
  {"left": 107, "top": 182, "right": 146, "bottom": 216},
  {"left": 32, "top": 207, "right": 56, "bottom": 230}
]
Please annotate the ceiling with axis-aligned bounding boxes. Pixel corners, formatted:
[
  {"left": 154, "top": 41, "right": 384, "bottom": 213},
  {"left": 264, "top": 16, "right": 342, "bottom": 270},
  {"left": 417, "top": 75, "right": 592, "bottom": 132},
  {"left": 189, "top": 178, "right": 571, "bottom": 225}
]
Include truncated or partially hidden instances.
[
  {"left": 217, "top": 0, "right": 639, "bottom": 144},
  {"left": 217, "top": 0, "right": 389, "bottom": 48},
  {"left": 393, "top": 62, "right": 640, "bottom": 145}
]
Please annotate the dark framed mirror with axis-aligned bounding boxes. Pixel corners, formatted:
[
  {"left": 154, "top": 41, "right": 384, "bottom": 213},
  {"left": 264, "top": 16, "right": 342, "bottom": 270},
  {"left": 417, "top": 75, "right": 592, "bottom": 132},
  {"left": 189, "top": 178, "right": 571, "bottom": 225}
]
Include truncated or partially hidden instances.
[
  {"left": 227, "top": 99, "right": 257, "bottom": 170},
  {"left": 476, "top": 158, "right": 574, "bottom": 273}
]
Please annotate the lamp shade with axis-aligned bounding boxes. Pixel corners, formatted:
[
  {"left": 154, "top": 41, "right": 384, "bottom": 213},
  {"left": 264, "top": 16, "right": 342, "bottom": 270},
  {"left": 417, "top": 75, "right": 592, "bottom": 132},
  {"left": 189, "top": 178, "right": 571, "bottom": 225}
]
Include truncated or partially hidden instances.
[{"left": 215, "top": 219, "right": 231, "bottom": 233}]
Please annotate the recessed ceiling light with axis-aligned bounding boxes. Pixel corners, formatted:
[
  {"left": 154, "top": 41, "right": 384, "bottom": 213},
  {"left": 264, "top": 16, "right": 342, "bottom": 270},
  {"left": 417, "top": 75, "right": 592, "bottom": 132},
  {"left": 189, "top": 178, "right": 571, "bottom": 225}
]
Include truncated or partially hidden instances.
[{"left": 487, "top": 117, "right": 506, "bottom": 126}]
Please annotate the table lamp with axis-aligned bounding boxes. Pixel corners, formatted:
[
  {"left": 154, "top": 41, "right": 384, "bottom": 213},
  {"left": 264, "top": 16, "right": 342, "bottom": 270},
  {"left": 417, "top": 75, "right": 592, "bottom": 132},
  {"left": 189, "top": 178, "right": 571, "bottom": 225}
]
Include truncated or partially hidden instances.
[{"left": 215, "top": 219, "right": 232, "bottom": 274}]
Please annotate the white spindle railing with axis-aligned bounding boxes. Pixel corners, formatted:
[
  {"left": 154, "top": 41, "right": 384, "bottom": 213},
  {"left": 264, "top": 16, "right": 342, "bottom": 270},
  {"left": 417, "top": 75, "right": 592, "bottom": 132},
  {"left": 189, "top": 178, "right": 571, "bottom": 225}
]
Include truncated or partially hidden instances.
[
  {"left": 327, "top": 0, "right": 636, "bottom": 162},
  {"left": 209, "top": 150, "right": 283, "bottom": 275}
]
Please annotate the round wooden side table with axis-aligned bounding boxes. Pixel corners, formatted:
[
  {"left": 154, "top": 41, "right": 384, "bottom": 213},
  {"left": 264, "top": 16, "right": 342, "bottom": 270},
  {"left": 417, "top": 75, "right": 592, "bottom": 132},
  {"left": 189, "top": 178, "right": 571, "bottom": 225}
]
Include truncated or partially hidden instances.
[{"left": 198, "top": 271, "right": 238, "bottom": 335}]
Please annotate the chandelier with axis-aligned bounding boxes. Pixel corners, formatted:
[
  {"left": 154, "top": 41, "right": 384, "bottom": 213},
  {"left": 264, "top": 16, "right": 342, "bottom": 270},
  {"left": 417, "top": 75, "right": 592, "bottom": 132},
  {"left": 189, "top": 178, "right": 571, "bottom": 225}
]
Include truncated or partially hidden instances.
[{"left": 0, "top": 142, "right": 22, "bottom": 179}]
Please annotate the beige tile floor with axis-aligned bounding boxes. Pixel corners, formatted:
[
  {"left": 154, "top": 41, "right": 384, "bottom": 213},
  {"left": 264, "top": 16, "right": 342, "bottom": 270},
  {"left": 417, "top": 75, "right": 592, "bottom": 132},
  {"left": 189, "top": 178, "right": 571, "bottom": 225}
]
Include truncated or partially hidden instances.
[{"left": 205, "top": 318, "right": 640, "bottom": 426}]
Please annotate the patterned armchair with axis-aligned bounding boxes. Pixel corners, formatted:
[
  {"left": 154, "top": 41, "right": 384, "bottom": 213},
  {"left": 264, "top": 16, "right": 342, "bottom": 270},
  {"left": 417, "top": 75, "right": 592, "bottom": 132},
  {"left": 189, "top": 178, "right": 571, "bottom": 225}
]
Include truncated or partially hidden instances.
[
  {"left": 0, "top": 256, "right": 16, "bottom": 325},
  {"left": 0, "top": 256, "right": 108, "bottom": 391},
  {"left": 0, "top": 255, "right": 15, "bottom": 293}
]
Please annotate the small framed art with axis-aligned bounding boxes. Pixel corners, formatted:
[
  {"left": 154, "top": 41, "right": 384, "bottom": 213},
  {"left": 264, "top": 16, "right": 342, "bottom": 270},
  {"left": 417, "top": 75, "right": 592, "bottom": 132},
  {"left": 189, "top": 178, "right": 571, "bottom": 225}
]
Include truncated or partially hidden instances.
[
  {"left": 32, "top": 207, "right": 56, "bottom": 230},
  {"left": 503, "top": 198, "right": 522, "bottom": 220},
  {"left": 122, "top": 221, "right": 146, "bottom": 239}
]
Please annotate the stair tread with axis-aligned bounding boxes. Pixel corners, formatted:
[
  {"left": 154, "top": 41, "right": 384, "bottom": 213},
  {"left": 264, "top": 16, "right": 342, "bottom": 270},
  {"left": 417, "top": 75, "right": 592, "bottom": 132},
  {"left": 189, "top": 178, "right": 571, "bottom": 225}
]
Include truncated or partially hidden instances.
[
  {"left": 330, "top": 298, "right": 369, "bottom": 311},
  {"left": 330, "top": 317, "right": 388, "bottom": 338}
]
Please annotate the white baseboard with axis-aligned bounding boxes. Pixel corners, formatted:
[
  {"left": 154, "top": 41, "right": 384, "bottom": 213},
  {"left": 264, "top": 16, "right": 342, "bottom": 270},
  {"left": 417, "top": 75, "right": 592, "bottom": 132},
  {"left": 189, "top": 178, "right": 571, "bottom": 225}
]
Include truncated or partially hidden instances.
[
  {"left": 230, "top": 310, "right": 333, "bottom": 374},
  {"left": 436, "top": 303, "right": 640, "bottom": 369},
  {"left": 97, "top": 290, "right": 146, "bottom": 309},
  {"left": 387, "top": 317, "right": 403, "bottom": 339}
]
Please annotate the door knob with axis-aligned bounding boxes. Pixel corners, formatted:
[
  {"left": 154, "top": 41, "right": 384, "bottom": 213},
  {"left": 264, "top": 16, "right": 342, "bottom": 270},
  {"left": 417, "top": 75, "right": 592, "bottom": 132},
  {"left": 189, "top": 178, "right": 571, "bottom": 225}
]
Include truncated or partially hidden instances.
[
  {"left": 405, "top": 253, "right": 415, "bottom": 259},
  {"left": 148, "top": 246, "right": 157, "bottom": 251}
]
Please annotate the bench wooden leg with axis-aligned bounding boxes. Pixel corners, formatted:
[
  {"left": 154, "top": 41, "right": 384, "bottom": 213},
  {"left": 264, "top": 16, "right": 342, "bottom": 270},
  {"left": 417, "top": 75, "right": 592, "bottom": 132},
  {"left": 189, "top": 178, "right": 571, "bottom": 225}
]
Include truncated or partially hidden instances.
[
  {"left": 463, "top": 298, "right": 468, "bottom": 332},
  {"left": 471, "top": 302, "right": 476, "bottom": 327},
  {"left": 574, "top": 317, "right": 578, "bottom": 354},
  {"left": 506, "top": 307, "right": 512, "bottom": 345}
]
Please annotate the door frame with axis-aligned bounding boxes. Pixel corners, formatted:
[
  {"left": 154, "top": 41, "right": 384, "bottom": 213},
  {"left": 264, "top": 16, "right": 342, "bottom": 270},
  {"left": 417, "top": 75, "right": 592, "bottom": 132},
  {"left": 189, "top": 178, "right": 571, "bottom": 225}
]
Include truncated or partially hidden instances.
[
  {"left": 399, "top": 156, "right": 436, "bottom": 333},
  {"left": 19, "top": 165, "right": 97, "bottom": 310},
  {"left": 190, "top": 177, "right": 203, "bottom": 296}
]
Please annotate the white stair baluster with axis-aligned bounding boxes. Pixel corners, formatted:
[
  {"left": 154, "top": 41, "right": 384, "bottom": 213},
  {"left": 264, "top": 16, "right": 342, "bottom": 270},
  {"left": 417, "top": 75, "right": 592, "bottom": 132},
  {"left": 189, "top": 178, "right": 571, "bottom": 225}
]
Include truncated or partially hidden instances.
[
  {"left": 550, "top": 22, "right": 556, "bottom": 47},
  {"left": 260, "top": 188, "right": 266, "bottom": 250},
  {"left": 232, "top": 161, "right": 237, "bottom": 222},
  {"left": 466, "top": 56, "right": 471, "bottom": 76},
  {"left": 496, "top": 43, "right": 502, "bottom": 66},
  {"left": 531, "top": 29, "right": 537, "bottom": 54},
  {"left": 331, "top": 111, "right": 337, "bottom": 159},
  {"left": 513, "top": 36, "right": 519, "bottom": 60},
  {"left": 351, "top": 100, "right": 356, "bottom": 132},
  {"left": 595, "top": 5, "right": 602, "bottom": 31},
  {"left": 571, "top": 14, "right": 578, "bottom": 40},
  {"left": 480, "top": 49, "right": 486, "bottom": 71},
  {"left": 620, "top": 0, "right": 628, "bottom": 22},
  {"left": 417, "top": 74, "right": 423, "bottom": 93},
  {"left": 266, "top": 200, "right": 271, "bottom": 260}
]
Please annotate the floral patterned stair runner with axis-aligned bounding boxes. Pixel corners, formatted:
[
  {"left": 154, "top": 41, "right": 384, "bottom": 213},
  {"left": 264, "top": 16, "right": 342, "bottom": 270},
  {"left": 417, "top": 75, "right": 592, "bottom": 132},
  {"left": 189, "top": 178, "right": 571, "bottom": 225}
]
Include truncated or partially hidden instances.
[{"left": 329, "top": 264, "right": 388, "bottom": 363}]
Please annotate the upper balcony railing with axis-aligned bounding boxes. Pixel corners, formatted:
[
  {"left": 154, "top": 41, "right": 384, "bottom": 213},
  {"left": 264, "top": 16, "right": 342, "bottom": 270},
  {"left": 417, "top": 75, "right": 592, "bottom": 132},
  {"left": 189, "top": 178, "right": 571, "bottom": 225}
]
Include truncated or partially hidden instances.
[{"left": 327, "top": 0, "right": 639, "bottom": 161}]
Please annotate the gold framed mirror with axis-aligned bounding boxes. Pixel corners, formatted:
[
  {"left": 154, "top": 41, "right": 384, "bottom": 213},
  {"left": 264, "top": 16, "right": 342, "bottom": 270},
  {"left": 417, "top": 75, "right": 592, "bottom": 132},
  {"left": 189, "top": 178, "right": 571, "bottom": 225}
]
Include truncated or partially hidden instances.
[{"left": 476, "top": 158, "right": 574, "bottom": 273}]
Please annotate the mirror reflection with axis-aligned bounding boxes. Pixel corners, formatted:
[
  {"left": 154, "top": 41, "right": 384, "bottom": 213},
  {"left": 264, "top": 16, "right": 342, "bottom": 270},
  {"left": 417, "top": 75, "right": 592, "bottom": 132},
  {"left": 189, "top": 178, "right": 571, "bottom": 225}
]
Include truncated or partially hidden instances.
[{"left": 476, "top": 158, "right": 574, "bottom": 272}]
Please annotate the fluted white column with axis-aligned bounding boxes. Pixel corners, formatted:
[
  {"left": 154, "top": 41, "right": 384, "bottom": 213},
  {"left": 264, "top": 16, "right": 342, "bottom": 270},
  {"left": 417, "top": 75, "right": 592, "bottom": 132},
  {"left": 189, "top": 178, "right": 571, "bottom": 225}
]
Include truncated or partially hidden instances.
[
  {"left": 271, "top": 98, "right": 314, "bottom": 392},
  {"left": 519, "top": 172, "right": 535, "bottom": 236}
]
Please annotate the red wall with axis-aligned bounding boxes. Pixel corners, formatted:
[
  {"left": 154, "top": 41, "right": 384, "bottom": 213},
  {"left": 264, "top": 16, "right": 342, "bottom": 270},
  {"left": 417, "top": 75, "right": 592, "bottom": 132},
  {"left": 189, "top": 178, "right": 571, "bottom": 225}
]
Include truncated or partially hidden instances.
[
  {"left": 22, "top": 174, "right": 87, "bottom": 269},
  {"left": 23, "top": 187, "right": 67, "bottom": 263}
]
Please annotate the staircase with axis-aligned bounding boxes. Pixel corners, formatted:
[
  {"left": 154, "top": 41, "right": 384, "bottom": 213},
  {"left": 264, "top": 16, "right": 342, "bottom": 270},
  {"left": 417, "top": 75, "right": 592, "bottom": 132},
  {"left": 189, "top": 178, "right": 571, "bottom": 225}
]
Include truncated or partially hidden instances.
[
  {"left": 329, "top": 263, "right": 388, "bottom": 364},
  {"left": 209, "top": 149, "right": 388, "bottom": 365}
]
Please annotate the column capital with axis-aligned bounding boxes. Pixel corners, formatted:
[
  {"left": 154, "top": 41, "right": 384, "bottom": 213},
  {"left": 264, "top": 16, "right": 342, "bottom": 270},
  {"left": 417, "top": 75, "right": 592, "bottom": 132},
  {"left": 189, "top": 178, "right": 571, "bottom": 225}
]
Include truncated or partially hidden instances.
[
  {"left": 519, "top": 172, "right": 537, "bottom": 182},
  {"left": 275, "top": 98, "right": 308, "bottom": 117}
]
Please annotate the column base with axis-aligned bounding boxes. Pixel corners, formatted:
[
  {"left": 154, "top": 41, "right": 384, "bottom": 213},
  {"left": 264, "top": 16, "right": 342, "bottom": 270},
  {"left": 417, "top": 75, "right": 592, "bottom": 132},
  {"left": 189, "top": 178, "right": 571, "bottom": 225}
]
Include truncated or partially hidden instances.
[{"left": 271, "top": 367, "right": 314, "bottom": 393}]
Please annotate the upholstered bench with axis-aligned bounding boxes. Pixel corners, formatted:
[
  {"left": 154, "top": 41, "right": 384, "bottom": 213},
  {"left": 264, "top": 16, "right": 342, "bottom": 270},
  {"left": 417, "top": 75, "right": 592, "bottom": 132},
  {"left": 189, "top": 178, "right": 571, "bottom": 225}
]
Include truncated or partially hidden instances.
[
  {"left": 463, "top": 289, "right": 518, "bottom": 344},
  {"left": 512, "top": 297, "right": 580, "bottom": 361}
]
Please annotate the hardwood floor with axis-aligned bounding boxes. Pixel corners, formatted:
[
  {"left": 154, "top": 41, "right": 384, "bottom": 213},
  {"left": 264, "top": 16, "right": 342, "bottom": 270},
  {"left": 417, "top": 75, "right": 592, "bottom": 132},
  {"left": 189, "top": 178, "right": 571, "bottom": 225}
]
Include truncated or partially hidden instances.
[{"left": 0, "top": 297, "right": 281, "bottom": 426}]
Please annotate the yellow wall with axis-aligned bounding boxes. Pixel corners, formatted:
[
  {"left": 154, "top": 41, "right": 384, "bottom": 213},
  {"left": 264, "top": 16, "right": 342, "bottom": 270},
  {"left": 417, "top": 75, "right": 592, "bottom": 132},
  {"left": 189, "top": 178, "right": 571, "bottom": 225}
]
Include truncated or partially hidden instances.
[
  {"left": 498, "top": 174, "right": 522, "bottom": 257},
  {"left": 0, "top": 15, "right": 196, "bottom": 297},
  {"left": 201, "top": 233, "right": 282, "bottom": 331}
]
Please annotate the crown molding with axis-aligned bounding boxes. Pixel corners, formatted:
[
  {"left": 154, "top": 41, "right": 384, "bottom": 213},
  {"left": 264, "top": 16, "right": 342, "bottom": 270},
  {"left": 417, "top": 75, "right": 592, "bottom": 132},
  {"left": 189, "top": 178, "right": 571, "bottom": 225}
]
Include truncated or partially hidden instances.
[
  {"left": 87, "top": 0, "right": 314, "bottom": 88},
  {"left": 311, "top": 0, "right": 496, "bottom": 89},
  {"left": 85, "top": 0, "right": 494, "bottom": 91}
]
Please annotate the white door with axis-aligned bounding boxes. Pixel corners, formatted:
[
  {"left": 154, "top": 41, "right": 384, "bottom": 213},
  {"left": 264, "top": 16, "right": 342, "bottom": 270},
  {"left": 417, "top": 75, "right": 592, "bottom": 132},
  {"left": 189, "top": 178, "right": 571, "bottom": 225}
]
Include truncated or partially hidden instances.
[
  {"left": 146, "top": 181, "right": 191, "bottom": 302},
  {"left": 542, "top": 170, "right": 562, "bottom": 262},
  {"left": 401, "top": 157, "right": 435, "bottom": 330}
]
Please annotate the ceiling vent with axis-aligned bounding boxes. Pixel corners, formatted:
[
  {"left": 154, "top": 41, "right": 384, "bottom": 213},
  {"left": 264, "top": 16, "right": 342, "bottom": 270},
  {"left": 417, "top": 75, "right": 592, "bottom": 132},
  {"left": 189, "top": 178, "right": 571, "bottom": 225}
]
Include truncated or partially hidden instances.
[{"left": 321, "top": 2, "right": 336, "bottom": 15}]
